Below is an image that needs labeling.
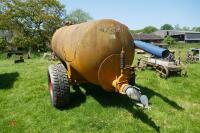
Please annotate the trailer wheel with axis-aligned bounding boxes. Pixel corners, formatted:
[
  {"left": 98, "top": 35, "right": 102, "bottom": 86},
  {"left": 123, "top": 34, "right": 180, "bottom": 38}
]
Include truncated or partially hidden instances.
[
  {"left": 156, "top": 65, "right": 169, "bottom": 78},
  {"left": 181, "top": 69, "right": 187, "bottom": 77},
  {"left": 48, "top": 64, "right": 70, "bottom": 108},
  {"left": 138, "top": 60, "right": 147, "bottom": 70}
]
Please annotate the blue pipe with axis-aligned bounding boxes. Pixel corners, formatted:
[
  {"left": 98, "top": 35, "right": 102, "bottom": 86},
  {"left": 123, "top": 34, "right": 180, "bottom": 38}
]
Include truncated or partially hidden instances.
[{"left": 133, "top": 40, "right": 169, "bottom": 58}]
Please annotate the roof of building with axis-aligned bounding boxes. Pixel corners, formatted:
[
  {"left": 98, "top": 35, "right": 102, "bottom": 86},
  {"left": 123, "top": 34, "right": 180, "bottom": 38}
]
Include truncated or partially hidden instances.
[
  {"left": 153, "top": 30, "right": 200, "bottom": 36},
  {"left": 132, "top": 33, "right": 163, "bottom": 40},
  {"left": 161, "top": 30, "right": 200, "bottom": 33},
  {"left": 153, "top": 30, "right": 200, "bottom": 41}
]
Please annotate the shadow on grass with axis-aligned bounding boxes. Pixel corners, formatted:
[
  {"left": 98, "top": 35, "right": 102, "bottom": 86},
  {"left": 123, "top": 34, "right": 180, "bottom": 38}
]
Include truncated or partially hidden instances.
[
  {"left": 0, "top": 72, "right": 19, "bottom": 89},
  {"left": 62, "top": 82, "right": 183, "bottom": 132},
  {"left": 137, "top": 84, "right": 184, "bottom": 111},
  {"left": 66, "top": 85, "right": 86, "bottom": 109},
  {"left": 81, "top": 83, "right": 160, "bottom": 132}
]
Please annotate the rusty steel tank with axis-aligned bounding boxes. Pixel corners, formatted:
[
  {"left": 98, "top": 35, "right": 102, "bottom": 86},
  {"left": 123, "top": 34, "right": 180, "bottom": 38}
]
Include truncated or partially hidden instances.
[{"left": 48, "top": 19, "right": 149, "bottom": 108}]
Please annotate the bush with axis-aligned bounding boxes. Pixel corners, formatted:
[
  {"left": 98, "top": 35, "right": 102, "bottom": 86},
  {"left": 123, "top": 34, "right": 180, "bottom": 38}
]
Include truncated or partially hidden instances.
[
  {"left": 164, "top": 36, "right": 175, "bottom": 45},
  {"left": 0, "top": 37, "right": 6, "bottom": 50}
]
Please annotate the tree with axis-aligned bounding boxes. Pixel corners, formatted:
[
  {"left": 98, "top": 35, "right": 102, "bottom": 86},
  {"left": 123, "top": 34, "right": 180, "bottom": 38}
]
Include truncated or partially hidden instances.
[
  {"left": 130, "top": 26, "right": 157, "bottom": 34},
  {"left": 182, "top": 26, "right": 190, "bottom": 31},
  {"left": 195, "top": 27, "right": 200, "bottom": 32},
  {"left": 164, "top": 36, "right": 175, "bottom": 45},
  {"left": 0, "top": 0, "right": 66, "bottom": 51},
  {"left": 0, "top": 37, "right": 6, "bottom": 50},
  {"left": 192, "top": 27, "right": 200, "bottom": 32},
  {"left": 161, "top": 24, "right": 174, "bottom": 30},
  {"left": 67, "top": 9, "right": 93, "bottom": 24},
  {"left": 174, "top": 24, "right": 181, "bottom": 30},
  {"left": 142, "top": 26, "right": 157, "bottom": 34},
  {"left": 129, "top": 29, "right": 143, "bottom": 34}
]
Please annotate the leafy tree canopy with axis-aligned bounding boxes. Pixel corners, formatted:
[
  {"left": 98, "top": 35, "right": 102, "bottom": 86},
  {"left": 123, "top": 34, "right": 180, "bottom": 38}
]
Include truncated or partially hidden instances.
[
  {"left": 161, "top": 24, "right": 174, "bottom": 30},
  {"left": 192, "top": 27, "right": 200, "bottom": 32},
  {"left": 130, "top": 26, "right": 157, "bottom": 34},
  {"left": 142, "top": 26, "right": 157, "bottom": 34},
  {"left": 66, "top": 9, "right": 93, "bottom": 24},
  {"left": 164, "top": 35, "right": 175, "bottom": 45},
  {"left": 0, "top": 0, "right": 66, "bottom": 50},
  {"left": 174, "top": 24, "right": 200, "bottom": 32},
  {"left": 174, "top": 24, "right": 181, "bottom": 30}
]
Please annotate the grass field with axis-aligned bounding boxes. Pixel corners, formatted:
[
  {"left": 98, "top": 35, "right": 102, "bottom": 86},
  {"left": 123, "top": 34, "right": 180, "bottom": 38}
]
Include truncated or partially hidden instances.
[{"left": 0, "top": 44, "right": 200, "bottom": 133}]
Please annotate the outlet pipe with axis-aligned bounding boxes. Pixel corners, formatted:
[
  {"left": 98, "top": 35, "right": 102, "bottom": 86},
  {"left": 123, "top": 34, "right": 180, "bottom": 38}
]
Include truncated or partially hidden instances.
[
  {"left": 123, "top": 85, "right": 149, "bottom": 108},
  {"left": 134, "top": 40, "right": 169, "bottom": 58}
]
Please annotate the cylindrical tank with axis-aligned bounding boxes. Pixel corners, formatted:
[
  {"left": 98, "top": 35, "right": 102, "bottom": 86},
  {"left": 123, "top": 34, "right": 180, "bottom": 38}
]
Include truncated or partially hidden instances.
[{"left": 51, "top": 19, "right": 135, "bottom": 92}]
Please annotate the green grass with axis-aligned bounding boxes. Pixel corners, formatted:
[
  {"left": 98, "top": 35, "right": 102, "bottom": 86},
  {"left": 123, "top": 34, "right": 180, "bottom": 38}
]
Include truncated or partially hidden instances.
[{"left": 0, "top": 44, "right": 200, "bottom": 133}]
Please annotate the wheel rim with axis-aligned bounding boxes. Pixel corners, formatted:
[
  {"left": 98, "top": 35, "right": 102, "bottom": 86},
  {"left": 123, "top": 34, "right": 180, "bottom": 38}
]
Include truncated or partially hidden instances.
[
  {"left": 157, "top": 66, "right": 168, "bottom": 78},
  {"left": 49, "top": 80, "right": 53, "bottom": 98},
  {"left": 48, "top": 74, "right": 53, "bottom": 99}
]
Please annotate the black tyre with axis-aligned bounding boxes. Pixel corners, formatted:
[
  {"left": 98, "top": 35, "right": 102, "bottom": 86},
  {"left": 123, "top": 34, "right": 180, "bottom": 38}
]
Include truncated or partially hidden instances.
[{"left": 48, "top": 64, "right": 70, "bottom": 108}]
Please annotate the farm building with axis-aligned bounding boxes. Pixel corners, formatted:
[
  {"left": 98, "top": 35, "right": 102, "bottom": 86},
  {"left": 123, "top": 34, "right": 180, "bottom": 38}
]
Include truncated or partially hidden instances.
[
  {"left": 132, "top": 33, "right": 163, "bottom": 43},
  {"left": 153, "top": 30, "right": 200, "bottom": 43}
]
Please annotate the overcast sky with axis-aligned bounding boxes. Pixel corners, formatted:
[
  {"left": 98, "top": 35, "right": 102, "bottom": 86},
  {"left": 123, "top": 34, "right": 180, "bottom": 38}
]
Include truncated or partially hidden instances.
[{"left": 60, "top": 0, "right": 200, "bottom": 30}]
